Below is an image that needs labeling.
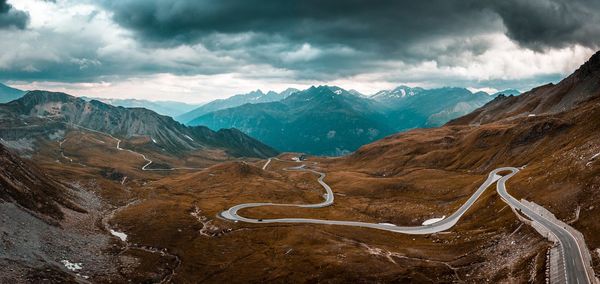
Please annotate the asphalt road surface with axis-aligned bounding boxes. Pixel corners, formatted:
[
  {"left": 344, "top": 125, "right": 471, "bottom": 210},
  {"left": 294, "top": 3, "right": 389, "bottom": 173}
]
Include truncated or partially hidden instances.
[{"left": 496, "top": 168, "right": 592, "bottom": 284}]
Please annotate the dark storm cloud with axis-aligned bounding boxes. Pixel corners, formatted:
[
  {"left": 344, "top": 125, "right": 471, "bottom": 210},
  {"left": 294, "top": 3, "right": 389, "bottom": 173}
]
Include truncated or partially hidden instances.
[
  {"left": 98, "top": 0, "right": 508, "bottom": 80},
  {"left": 102, "top": 0, "right": 600, "bottom": 53},
  {"left": 0, "top": 0, "right": 29, "bottom": 29},
  {"left": 2, "top": 0, "right": 598, "bottom": 93},
  {"left": 488, "top": 0, "right": 600, "bottom": 50},
  {"left": 102, "top": 0, "right": 498, "bottom": 59}
]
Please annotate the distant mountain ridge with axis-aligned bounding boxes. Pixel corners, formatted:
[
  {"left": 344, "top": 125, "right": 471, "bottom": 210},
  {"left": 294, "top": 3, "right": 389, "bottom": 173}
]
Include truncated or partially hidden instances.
[
  {"left": 176, "top": 88, "right": 299, "bottom": 123},
  {"left": 82, "top": 97, "right": 200, "bottom": 117},
  {"left": 1, "top": 91, "right": 278, "bottom": 158},
  {"left": 0, "top": 83, "right": 26, "bottom": 103},
  {"left": 188, "top": 85, "right": 508, "bottom": 155}
]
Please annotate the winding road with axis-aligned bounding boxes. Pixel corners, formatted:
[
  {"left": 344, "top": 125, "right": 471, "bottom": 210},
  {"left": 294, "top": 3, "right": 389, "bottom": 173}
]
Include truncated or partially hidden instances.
[
  {"left": 221, "top": 160, "right": 594, "bottom": 283},
  {"left": 65, "top": 123, "right": 201, "bottom": 171}
]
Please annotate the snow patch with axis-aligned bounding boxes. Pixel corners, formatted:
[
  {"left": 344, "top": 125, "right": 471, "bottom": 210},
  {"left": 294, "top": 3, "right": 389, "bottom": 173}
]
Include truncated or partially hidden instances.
[
  {"left": 378, "top": 223, "right": 396, "bottom": 226},
  {"left": 151, "top": 137, "right": 157, "bottom": 143},
  {"left": 110, "top": 229, "right": 128, "bottom": 242},
  {"left": 528, "top": 114, "right": 536, "bottom": 117},
  {"left": 334, "top": 89, "right": 342, "bottom": 95},
  {"left": 61, "top": 260, "right": 83, "bottom": 271},
  {"left": 184, "top": 134, "right": 194, "bottom": 141},
  {"left": 422, "top": 216, "right": 445, "bottom": 225}
]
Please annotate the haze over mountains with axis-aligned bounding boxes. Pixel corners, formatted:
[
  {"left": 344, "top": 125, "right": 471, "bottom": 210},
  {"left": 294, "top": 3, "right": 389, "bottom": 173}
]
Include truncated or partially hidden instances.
[
  {"left": 0, "top": 83, "right": 26, "bottom": 103},
  {"left": 82, "top": 97, "right": 201, "bottom": 118}
]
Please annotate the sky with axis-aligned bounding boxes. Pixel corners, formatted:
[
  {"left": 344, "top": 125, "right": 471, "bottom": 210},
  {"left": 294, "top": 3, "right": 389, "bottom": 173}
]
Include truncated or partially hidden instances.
[{"left": 0, "top": 0, "right": 599, "bottom": 103}]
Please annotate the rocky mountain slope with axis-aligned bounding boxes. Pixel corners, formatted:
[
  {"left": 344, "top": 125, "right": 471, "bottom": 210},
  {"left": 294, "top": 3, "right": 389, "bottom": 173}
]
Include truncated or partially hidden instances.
[
  {"left": 189, "top": 85, "right": 500, "bottom": 155},
  {"left": 373, "top": 86, "right": 498, "bottom": 129},
  {"left": 0, "top": 91, "right": 277, "bottom": 158},
  {"left": 0, "top": 83, "right": 25, "bottom": 103},
  {"left": 176, "top": 88, "right": 299, "bottom": 123},
  {"left": 0, "top": 144, "right": 82, "bottom": 222}
]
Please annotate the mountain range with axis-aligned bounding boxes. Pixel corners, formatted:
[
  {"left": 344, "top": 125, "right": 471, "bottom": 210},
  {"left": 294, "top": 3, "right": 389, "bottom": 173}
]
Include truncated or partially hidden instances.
[
  {"left": 0, "top": 91, "right": 277, "bottom": 159},
  {"left": 1, "top": 82, "right": 522, "bottom": 156},
  {"left": 175, "top": 88, "right": 299, "bottom": 123},
  {"left": 188, "top": 85, "right": 518, "bottom": 155}
]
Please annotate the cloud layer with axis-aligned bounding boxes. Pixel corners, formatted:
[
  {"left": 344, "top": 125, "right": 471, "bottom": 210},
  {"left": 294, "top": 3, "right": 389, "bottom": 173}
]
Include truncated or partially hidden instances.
[{"left": 1, "top": 0, "right": 599, "bottom": 101}]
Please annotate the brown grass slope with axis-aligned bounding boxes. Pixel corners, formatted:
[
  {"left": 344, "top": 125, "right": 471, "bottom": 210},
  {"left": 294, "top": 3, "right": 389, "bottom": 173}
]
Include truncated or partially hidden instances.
[
  {"left": 0, "top": 144, "right": 83, "bottom": 221},
  {"left": 335, "top": 51, "right": 600, "bottom": 276}
]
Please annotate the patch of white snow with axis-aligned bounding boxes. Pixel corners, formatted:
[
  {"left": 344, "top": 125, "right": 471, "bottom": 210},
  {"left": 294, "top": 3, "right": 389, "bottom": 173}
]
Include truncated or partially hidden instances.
[
  {"left": 528, "top": 114, "right": 536, "bottom": 117},
  {"left": 422, "top": 215, "right": 445, "bottom": 225},
  {"left": 184, "top": 134, "right": 194, "bottom": 141},
  {"left": 61, "top": 260, "right": 83, "bottom": 271},
  {"left": 110, "top": 229, "right": 128, "bottom": 242}
]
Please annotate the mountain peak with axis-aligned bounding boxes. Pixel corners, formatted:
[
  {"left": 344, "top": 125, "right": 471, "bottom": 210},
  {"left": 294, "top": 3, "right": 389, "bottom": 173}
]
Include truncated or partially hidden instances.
[
  {"left": 23, "top": 90, "right": 73, "bottom": 101},
  {"left": 16, "top": 90, "right": 78, "bottom": 108},
  {"left": 249, "top": 89, "right": 264, "bottom": 96}
]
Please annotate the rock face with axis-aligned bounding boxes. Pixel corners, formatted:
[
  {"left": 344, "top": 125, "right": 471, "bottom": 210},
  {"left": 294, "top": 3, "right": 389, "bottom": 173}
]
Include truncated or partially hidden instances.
[
  {"left": 448, "top": 50, "right": 600, "bottom": 126},
  {"left": 189, "top": 85, "right": 495, "bottom": 155},
  {"left": 1, "top": 91, "right": 278, "bottom": 158},
  {"left": 0, "top": 144, "right": 81, "bottom": 221}
]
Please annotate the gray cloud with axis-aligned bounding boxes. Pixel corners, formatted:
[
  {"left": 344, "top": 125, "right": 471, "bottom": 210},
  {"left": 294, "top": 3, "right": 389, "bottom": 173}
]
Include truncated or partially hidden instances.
[
  {"left": 488, "top": 0, "right": 600, "bottom": 50},
  {"left": 97, "top": 0, "right": 505, "bottom": 81},
  {"left": 102, "top": 0, "right": 600, "bottom": 52},
  {"left": 102, "top": 1, "right": 499, "bottom": 59},
  {"left": 0, "top": 0, "right": 29, "bottom": 29},
  {"left": 96, "top": 0, "right": 600, "bottom": 81}
]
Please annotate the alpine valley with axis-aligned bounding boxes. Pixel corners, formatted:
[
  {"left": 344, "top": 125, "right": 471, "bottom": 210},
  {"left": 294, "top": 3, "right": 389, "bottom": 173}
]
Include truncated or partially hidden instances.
[
  {"left": 1, "top": 51, "right": 599, "bottom": 283},
  {"left": 2, "top": 1, "right": 600, "bottom": 283}
]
